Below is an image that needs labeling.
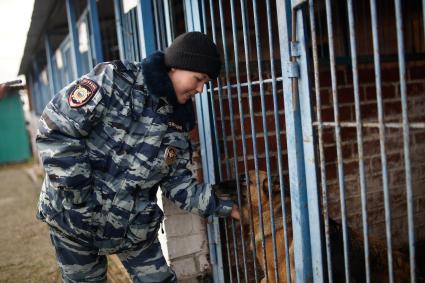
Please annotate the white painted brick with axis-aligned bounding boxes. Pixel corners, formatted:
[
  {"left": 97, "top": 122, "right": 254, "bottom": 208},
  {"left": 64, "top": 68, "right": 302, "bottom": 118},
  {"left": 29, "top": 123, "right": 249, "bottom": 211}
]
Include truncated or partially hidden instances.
[
  {"left": 171, "top": 257, "right": 198, "bottom": 279},
  {"left": 191, "top": 214, "right": 207, "bottom": 233},
  {"left": 195, "top": 252, "right": 211, "bottom": 273},
  {"left": 161, "top": 196, "right": 188, "bottom": 216},
  {"left": 164, "top": 214, "right": 194, "bottom": 237},
  {"left": 167, "top": 234, "right": 206, "bottom": 259}
]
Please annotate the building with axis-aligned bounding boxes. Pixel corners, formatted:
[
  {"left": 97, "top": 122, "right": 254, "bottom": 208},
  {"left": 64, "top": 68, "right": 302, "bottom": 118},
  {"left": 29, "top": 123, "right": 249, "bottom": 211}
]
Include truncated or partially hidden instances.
[{"left": 19, "top": 0, "right": 425, "bottom": 282}]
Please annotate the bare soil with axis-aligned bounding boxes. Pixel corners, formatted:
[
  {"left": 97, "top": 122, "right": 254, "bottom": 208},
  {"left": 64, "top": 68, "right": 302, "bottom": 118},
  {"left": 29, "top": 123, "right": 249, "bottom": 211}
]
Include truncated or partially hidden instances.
[{"left": 0, "top": 163, "right": 131, "bottom": 283}]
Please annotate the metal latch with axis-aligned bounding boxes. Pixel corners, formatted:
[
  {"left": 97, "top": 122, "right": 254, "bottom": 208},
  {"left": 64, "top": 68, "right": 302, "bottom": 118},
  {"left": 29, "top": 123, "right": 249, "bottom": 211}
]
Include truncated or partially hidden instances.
[{"left": 286, "top": 61, "right": 300, "bottom": 79}]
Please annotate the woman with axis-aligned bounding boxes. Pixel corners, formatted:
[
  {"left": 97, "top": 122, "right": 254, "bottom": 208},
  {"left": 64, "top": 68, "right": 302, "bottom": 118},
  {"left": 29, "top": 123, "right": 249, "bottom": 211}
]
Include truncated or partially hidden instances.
[{"left": 36, "top": 31, "right": 240, "bottom": 283}]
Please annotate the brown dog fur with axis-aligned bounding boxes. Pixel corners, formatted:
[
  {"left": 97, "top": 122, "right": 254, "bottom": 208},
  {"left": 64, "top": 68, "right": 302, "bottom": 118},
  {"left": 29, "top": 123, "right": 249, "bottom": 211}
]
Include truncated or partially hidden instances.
[
  {"left": 239, "top": 170, "right": 295, "bottom": 283},
  {"left": 235, "top": 170, "right": 412, "bottom": 283}
]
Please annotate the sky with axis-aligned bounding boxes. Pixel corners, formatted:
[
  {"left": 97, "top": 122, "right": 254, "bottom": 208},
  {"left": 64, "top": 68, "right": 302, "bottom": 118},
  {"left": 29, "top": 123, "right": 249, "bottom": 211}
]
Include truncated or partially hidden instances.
[{"left": 0, "top": 0, "right": 34, "bottom": 84}]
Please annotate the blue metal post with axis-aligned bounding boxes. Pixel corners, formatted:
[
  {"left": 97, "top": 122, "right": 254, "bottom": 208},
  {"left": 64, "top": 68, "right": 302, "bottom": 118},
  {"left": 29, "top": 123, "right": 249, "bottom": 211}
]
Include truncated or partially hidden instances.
[
  {"left": 293, "top": 5, "right": 325, "bottom": 282},
  {"left": 324, "top": 0, "right": 351, "bottom": 280},
  {"left": 346, "top": 1, "right": 371, "bottom": 282},
  {"left": 394, "top": 0, "right": 416, "bottom": 281},
  {"left": 87, "top": 0, "right": 104, "bottom": 64},
  {"left": 31, "top": 61, "right": 42, "bottom": 115},
  {"left": 308, "top": 0, "right": 334, "bottom": 281},
  {"left": 113, "top": 0, "right": 125, "bottom": 60},
  {"left": 369, "top": 0, "right": 394, "bottom": 281},
  {"left": 44, "top": 34, "right": 57, "bottom": 98},
  {"left": 276, "top": 0, "right": 313, "bottom": 281},
  {"left": 65, "top": 0, "right": 83, "bottom": 79},
  {"left": 162, "top": 0, "right": 173, "bottom": 46},
  {"left": 136, "top": 0, "right": 156, "bottom": 58},
  {"left": 183, "top": 1, "right": 225, "bottom": 283}
]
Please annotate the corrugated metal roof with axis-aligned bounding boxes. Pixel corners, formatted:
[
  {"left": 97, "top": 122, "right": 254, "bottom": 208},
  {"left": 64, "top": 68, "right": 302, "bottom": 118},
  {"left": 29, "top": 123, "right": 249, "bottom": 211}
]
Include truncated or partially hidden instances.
[{"left": 18, "top": 0, "right": 86, "bottom": 75}]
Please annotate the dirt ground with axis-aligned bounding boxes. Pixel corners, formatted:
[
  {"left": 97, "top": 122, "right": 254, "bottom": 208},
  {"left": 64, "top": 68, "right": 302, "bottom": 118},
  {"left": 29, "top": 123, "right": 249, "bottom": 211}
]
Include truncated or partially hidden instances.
[{"left": 0, "top": 162, "right": 131, "bottom": 283}]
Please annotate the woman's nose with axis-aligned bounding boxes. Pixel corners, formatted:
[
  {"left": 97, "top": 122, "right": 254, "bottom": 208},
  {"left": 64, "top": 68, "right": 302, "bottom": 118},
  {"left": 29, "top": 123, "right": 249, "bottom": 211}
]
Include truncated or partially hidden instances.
[{"left": 196, "top": 83, "right": 205, "bottom": 93}]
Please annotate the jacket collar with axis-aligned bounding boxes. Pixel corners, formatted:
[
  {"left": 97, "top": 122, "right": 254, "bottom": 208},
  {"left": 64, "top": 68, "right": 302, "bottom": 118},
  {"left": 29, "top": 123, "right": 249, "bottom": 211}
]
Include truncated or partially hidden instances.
[{"left": 141, "top": 51, "right": 196, "bottom": 132}]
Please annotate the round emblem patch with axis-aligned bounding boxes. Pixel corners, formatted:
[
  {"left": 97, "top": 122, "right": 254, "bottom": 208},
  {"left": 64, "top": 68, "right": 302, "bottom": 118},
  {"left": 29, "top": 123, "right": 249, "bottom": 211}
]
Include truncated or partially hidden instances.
[
  {"left": 164, "top": 146, "right": 177, "bottom": 165},
  {"left": 68, "top": 78, "right": 99, "bottom": 108}
]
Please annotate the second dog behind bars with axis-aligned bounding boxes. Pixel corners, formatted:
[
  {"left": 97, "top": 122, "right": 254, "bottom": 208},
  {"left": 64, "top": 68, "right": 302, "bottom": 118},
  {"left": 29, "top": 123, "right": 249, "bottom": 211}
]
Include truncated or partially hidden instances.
[{"left": 217, "top": 170, "right": 412, "bottom": 283}]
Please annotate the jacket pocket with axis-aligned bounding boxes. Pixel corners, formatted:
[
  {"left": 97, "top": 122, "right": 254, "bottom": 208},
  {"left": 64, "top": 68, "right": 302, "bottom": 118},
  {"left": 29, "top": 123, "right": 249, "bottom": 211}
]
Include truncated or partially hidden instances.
[{"left": 126, "top": 202, "right": 164, "bottom": 244}]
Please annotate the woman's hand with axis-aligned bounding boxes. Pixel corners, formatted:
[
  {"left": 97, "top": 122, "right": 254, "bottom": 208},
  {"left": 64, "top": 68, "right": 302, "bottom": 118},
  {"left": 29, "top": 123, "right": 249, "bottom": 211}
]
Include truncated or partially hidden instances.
[{"left": 230, "top": 204, "right": 240, "bottom": 221}]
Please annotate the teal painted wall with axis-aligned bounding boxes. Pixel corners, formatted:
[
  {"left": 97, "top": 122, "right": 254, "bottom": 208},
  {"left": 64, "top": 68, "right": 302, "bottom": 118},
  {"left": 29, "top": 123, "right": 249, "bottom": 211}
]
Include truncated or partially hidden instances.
[{"left": 0, "top": 90, "right": 31, "bottom": 163}]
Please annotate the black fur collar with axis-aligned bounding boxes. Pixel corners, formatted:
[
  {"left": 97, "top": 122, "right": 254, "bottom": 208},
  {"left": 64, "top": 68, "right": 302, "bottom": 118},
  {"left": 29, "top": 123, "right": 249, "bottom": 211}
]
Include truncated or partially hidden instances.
[{"left": 141, "top": 51, "right": 195, "bottom": 131}]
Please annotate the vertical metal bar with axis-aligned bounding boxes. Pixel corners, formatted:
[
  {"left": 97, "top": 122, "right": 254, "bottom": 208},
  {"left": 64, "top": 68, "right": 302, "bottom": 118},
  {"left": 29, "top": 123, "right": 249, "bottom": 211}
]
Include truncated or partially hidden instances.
[
  {"left": 222, "top": 218, "right": 234, "bottom": 283},
  {"left": 122, "top": 9, "right": 129, "bottom": 60},
  {"left": 239, "top": 0, "right": 269, "bottom": 281},
  {"left": 87, "top": 0, "right": 104, "bottom": 64},
  {"left": 202, "top": 3, "right": 231, "bottom": 279},
  {"left": 136, "top": 0, "right": 156, "bottom": 58},
  {"left": 276, "top": 0, "right": 313, "bottom": 281},
  {"left": 308, "top": 1, "right": 334, "bottom": 282},
  {"left": 423, "top": 0, "right": 425, "bottom": 45},
  {"left": 132, "top": 10, "right": 139, "bottom": 61},
  {"left": 229, "top": 0, "right": 259, "bottom": 281},
  {"left": 208, "top": 0, "right": 231, "bottom": 178},
  {"left": 324, "top": 0, "right": 351, "bottom": 281},
  {"left": 294, "top": 5, "right": 325, "bottom": 282},
  {"left": 200, "top": 0, "right": 207, "bottom": 35},
  {"left": 217, "top": 1, "right": 249, "bottom": 282},
  {"left": 346, "top": 1, "right": 371, "bottom": 282},
  {"left": 65, "top": 0, "right": 83, "bottom": 79},
  {"left": 207, "top": 2, "right": 237, "bottom": 282},
  {"left": 369, "top": 1, "right": 395, "bottom": 282},
  {"left": 394, "top": 1, "right": 416, "bottom": 281},
  {"left": 127, "top": 11, "right": 135, "bottom": 61},
  {"left": 265, "top": 0, "right": 293, "bottom": 281},
  {"left": 183, "top": 0, "right": 194, "bottom": 32},
  {"left": 31, "top": 62, "right": 42, "bottom": 114},
  {"left": 163, "top": 0, "right": 173, "bottom": 46},
  {"left": 113, "top": 0, "right": 125, "bottom": 60},
  {"left": 182, "top": 1, "right": 227, "bottom": 282},
  {"left": 252, "top": 0, "right": 280, "bottom": 281},
  {"left": 44, "top": 34, "right": 56, "bottom": 98},
  {"left": 152, "top": 0, "right": 161, "bottom": 49}
]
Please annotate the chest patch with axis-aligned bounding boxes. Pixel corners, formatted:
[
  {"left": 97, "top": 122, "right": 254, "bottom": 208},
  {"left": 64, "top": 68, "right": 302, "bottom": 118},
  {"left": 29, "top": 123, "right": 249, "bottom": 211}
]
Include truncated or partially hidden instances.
[
  {"left": 68, "top": 78, "right": 99, "bottom": 108},
  {"left": 168, "top": 121, "right": 183, "bottom": 132},
  {"left": 164, "top": 146, "right": 177, "bottom": 165}
]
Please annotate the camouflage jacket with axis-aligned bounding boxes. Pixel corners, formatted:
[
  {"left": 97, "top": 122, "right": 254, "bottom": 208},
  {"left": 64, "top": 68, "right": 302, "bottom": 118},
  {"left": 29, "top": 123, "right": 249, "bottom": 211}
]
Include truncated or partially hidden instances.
[{"left": 36, "top": 52, "right": 233, "bottom": 254}]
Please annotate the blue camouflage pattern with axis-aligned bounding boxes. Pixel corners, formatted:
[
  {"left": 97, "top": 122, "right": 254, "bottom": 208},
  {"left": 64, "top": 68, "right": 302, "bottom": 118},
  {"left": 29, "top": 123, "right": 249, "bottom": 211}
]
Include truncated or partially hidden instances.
[
  {"left": 49, "top": 227, "right": 176, "bottom": 282},
  {"left": 36, "top": 51, "right": 233, "bottom": 260}
]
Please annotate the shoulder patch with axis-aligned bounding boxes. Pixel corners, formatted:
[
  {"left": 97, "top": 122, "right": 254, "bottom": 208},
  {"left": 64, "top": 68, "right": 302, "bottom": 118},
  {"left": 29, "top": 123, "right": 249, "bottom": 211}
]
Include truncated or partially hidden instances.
[{"left": 68, "top": 78, "right": 99, "bottom": 108}]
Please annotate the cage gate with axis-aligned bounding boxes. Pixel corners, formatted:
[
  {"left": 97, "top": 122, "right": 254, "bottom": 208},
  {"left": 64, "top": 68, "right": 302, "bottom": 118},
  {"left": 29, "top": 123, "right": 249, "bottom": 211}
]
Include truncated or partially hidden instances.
[{"left": 186, "top": 0, "right": 425, "bottom": 282}]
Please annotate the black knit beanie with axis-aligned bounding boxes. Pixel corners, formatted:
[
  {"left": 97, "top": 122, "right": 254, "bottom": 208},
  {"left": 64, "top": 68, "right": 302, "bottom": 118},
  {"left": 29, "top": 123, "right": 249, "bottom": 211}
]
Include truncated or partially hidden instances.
[{"left": 164, "top": 32, "right": 221, "bottom": 80}]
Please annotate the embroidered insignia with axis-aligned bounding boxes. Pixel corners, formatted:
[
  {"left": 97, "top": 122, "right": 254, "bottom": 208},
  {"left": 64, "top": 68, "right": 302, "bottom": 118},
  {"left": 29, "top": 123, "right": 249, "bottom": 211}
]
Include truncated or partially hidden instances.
[
  {"left": 168, "top": 121, "right": 183, "bottom": 131},
  {"left": 68, "top": 78, "right": 99, "bottom": 108},
  {"left": 164, "top": 146, "right": 177, "bottom": 165}
]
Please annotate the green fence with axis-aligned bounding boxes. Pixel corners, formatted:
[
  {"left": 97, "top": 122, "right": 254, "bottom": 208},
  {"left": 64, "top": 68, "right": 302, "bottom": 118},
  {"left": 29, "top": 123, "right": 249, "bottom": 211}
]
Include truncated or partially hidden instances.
[{"left": 0, "top": 90, "right": 31, "bottom": 163}]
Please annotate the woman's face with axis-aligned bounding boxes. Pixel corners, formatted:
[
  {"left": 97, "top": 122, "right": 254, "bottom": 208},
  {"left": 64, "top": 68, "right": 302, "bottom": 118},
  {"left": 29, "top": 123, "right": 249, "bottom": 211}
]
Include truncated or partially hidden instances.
[{"left": 168, "top": 68, "right": 210, "bottom": 104}]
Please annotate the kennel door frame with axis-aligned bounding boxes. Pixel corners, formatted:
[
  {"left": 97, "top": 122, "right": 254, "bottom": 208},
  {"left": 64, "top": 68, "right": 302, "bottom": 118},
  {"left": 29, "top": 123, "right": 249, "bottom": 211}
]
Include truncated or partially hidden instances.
[
  {"left": 276, "top": 0, "right": 326, "bottom": 282},
  {"left": 183, "top": 1, "right": 228, "bottom": 283}
]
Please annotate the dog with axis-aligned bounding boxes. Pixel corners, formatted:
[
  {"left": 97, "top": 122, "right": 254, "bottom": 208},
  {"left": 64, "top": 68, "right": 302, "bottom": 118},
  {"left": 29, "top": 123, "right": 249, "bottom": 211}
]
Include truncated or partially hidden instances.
[
  {"left": 216, "top": 170, "right": 413, "bottom": 283},
  {"left": 214, "top": 170, "right": 295, "bottom": 283}
]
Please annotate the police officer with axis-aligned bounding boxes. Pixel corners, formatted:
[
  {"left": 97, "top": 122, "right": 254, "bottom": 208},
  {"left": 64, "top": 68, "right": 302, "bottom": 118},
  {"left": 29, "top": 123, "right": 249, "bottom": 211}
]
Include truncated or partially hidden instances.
[{"left": 36, "top": 32, "right": 240, "bottom": 283}]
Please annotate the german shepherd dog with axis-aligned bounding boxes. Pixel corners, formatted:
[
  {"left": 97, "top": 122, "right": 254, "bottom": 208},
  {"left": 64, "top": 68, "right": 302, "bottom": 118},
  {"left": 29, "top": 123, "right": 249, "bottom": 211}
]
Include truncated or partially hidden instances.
[{"left": 216, "top": 170, "right": 414, "bottom": 282}]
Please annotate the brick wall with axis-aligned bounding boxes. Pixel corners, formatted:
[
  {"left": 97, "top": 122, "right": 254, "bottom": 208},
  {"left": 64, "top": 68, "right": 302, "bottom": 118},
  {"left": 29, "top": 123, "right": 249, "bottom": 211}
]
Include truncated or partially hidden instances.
[
  {"left": 210, "top": 59, "right": 425, "bottom": 281},
  {"left": 317, "top": 60, "right": 425, "bottom": 246}
]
